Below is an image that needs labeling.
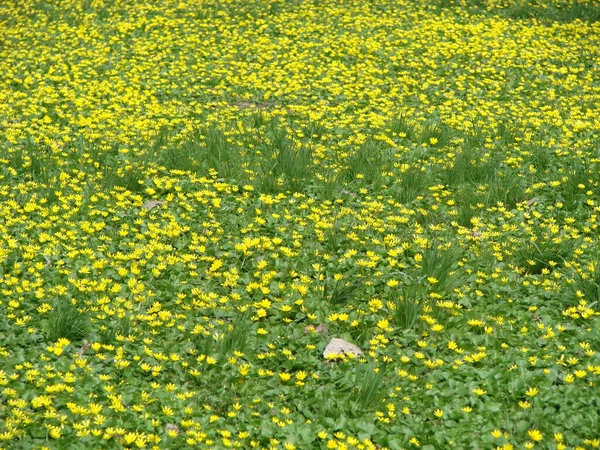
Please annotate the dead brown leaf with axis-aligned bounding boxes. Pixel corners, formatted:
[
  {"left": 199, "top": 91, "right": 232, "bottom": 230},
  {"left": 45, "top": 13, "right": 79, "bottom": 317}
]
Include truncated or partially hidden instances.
[
  {"left": 315, "top": 324, "right": 328, "bottom": 336},
  {"left": 78, "top": 341, "right": 91, "bottom": 359},
  {"left": 143, "top": 200, "right": 165, "bottom": 210},
  {"left": 165, "top": 424, "right": 180, "bottom": 435},
  {"left": 233, "top": 100, "right": 272, "bottom": 110}
]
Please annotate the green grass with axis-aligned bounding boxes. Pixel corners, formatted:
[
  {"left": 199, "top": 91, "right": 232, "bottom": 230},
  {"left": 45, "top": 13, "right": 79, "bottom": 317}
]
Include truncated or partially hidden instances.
[
  {"left": 343, "top": 138, "right": 390, "bottom": 188},
  {"left": 43, "top": 299, "right": 90, "bottom": 343},
  {"left": 219, "top": 313, "right": 253, "bottom": 355},
  {"left": 420, "top": 242, "right": 465, "bottom": 293},
  {"left": 572, "top": 259, "right": 600, "bottom": 306},
  {"left": 350, "top": 364, "right": 386, "bottom": 412},
  {"left": 513, "top": 236, "right": 576, "bottom": 275},
  {"left": 392, "top": 283, "right": 423, "bottom": 330},
  {"left": 255, "top": 121, "right": 315, "bottom": 192}
]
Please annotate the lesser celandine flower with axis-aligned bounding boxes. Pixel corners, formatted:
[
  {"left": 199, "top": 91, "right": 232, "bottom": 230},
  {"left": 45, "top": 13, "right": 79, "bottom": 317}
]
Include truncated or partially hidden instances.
[
  {"left": 525, "top": 387, "right": 539, "bottom": 397},
  {"left": 528, "top": 430, "right": 543, "bottom": 442},
  {"left": 1, "top": 0, "right": 599, "bottom": 447}
]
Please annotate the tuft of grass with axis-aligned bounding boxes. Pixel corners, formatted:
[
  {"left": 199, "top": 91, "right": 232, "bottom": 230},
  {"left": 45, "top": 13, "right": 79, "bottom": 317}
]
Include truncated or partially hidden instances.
[
  {"left": 484, "top": 170, "right": 524, "bottom": 208},
  {"left": 342, "top": 138, "right": 390, "bottom": 188},
  {"left": 559, "top": 162, "right": 591, "bottom": 212},
  {"left": 254, "top": 170, "right": 281, "bottom": 194},
  {"left": 152, "top": 127, "right": 242, "bottom": 179},
  {"left": 392, "top": 283, "right": 424, "bottom": 330},
  {"left": 524, "top": 143, "right": 553, "bottom": 173},
  {"left": 420, "top": 243, "right": 465, "bottom": 293},
  {"left": 255, "top": 122, "right": 314, "bottom": 192},
  {"left": 498, "top": 0, "right": 600, "bottom": 23},
  {"left": 388, "top": 114, "right": 417, "bottom": 141},
  {"left": 350, "top": 364, "right": 386, "bottom": 412},
  {"left": 315, "top": 171, "right": 341, "bottom": 201},
  {"left": 513, "top": 237, "right": 576, "bottom": 275},
  {"left": 323, "top": 274, "right": 361, "bottom": 305},
  {"left": 416, "top": 118, "right": 449, "bottom": 147},
  {"left": 101, "top": 164, "right": 147, "bottom": 193},
  {"left": 156, "top": 129, "right": 205, "bottom": 173},
  {"left": 0, "top": 137, "right": 60, "bottom": 203},
  {"left": 203, "top": 128, "right": 239, "bottom": 179},
  {"left": 44, "top": 299, "right": 89, "bottom": 343},
  {"left": 192, "top": 329, "right": 216, "bottom": 356},
  {"left": 218, "top": 313, "right": 253, "bottom": 355},
  {"left": 572, "top": 259, "right": 600, "bottom": 305},
  {"left": 274, "top": 142, "right": 314, "bottom": 191},
  {"left": 496, "top": 122, "right": 520, "bottom": 146},
  {"left": 323, "top": 220, "right": 345, "bottom": 252},
  {"left": 453, "top": 185, "right": 483, "bottom": 228},
  {"left": 443, "top": 146, "right": 499, "bottom": 186},
  {"left": 393, "top": 166, "right": 428, "bottom": 204},
  {"left": 98, "top": 316, "right": 131, "bottom": 344}
]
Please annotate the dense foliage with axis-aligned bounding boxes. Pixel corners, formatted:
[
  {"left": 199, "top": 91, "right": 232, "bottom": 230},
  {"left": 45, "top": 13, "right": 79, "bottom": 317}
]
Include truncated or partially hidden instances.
[{"left": 1, "top": 0, "right": 599, "bottom": 448}]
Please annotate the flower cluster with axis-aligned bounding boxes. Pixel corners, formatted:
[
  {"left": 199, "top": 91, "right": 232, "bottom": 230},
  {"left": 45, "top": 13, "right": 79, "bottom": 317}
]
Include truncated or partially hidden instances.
[{"left": 0, "top": 0, "right": 599, "bottom": 448}]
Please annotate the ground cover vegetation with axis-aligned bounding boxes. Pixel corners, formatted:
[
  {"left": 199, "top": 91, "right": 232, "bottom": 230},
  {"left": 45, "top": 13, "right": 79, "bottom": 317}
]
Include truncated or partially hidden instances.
[{"left": 1, "top": 0, "right": 599, "bottom": 448}]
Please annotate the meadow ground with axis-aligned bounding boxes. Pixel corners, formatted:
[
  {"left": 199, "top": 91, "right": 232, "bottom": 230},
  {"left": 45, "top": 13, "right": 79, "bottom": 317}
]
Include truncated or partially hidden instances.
[{"left": 1, "top": 0, "right": 600, "bottom": 448}]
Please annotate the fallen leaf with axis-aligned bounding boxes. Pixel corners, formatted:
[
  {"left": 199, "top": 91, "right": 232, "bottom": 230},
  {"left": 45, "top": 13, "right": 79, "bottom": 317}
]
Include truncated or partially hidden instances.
[
  {"left": 304, "top": 324, "right": 328, "bottom": 335},
  {"left": 43, "top": 254, "right": 53, "bottom": 267},
  {"left": 143, "top": 200, "right": 165, "bottom": 210},
  {"left": 165, "top": 424, "right": 180, "bottom": 435},
  {"left": 78, "top": 341, "right": 91, "bottom": 359},
  {"left": 315, "top": 324, "right": 328, "bottom": 336},
  {"left": 233, "top": 100, "right": 272, "bottom": 110}
]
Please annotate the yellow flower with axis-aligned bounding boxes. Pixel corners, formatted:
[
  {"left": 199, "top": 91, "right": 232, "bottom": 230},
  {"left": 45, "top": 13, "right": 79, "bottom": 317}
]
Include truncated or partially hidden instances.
[
  {"left": 279, "top": 372, "right": 291, "bottom": 382},
  {"left": 528, "top": 429, "right": 543, "bottom": 442},
  {"left": 564, "top": 373, "right": 575, "bottom": 384},
  {"left": 239, "top": 364, "right": 250, "bottom": 376},
  {"left": 124, "top": 432, "right": 138, "bottom": 444},
  {"left": 377, "top": 319, "right": 391, "bottom": 331},
  {"left": 409, "top": 437, "right": 420, "bottom": 446},
  {"left": 525, "top": 387, "right": 539, "bottom": 397}
]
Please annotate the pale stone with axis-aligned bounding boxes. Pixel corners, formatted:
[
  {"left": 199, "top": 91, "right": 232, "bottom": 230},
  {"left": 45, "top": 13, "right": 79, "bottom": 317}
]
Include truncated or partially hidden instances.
[{"left": 323, "top": 338, "right": 363, "bottom": 358}]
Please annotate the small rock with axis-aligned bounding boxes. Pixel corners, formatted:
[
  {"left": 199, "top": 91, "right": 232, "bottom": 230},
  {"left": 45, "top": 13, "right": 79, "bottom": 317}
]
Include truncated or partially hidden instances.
[{"left": 323, "top": 338, "right": 363, "bottom": 358}]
